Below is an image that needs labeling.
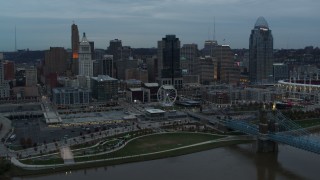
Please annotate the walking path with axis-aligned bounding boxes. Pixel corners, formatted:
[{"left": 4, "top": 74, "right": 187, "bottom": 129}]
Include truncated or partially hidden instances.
[
  {"left": 60, "top": 146, "right": 74, "bottom": 164},
  {"left": 10, "top": 134, "right": 254, "bottom": 170}
]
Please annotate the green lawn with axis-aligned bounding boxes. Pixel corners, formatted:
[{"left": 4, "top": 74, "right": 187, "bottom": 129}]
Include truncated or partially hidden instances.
[
  {"left": 72, "top": 139, "right": 121, "bottom": 156},
  {"left": 70, "top": 129, "right": 153, "bottom": 150},
  {"left": 75, "top": 132, "right": 223, "bottom": 162},
  {"left": 20, "top": 154, "right": 64, "bottom": 165},
  {"left": 6, "top": 140, "right": 251, "bottom": 178}
]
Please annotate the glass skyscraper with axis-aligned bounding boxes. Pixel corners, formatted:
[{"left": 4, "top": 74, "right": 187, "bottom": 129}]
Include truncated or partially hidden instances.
[
  {"left": 157, "top": 35, "right": 183, "bottom": 89},
  {"left": 249, "top": 16, "right": 274, "bottom": 84}
]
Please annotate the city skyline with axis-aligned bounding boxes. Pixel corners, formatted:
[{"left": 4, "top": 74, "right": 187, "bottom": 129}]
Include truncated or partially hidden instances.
[{"left": 1, "top": 0, "right": 320, "bottom": 51}]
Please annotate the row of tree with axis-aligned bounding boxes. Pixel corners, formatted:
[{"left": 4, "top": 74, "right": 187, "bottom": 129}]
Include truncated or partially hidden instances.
[
  {"left": 19, "top": 137, "right": 34, "bottom": 149},
  {"left": 282, "top": 109, "right": 320, "bottom": 120}
]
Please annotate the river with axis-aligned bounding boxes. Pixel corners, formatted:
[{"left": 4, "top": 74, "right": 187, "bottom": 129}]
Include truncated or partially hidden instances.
[{"left": 13, "top": 142, "right": 320, "bottom": 180}]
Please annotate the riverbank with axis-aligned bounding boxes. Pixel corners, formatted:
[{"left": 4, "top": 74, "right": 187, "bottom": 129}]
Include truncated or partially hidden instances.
[{"left": 2, "top": 134, "right": 253, "bottom": 178}]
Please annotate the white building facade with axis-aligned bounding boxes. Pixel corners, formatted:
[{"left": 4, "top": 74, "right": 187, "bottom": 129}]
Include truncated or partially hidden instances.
[{"left": 78, "top": 33, "right": 93, "bottom": 89}]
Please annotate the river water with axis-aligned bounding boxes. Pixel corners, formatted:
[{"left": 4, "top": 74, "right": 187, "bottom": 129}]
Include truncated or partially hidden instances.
[{"left": 13, "top": 142, "right": 320, "bottom": 180}]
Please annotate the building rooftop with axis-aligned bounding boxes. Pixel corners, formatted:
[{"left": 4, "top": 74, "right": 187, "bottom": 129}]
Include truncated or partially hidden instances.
[
  {"left": 126, "top": 79, "right": 142, "bottom": 84},
  {"left": 129, "top": 88, "right": 143, "bottom": 92},
  {"left": 52, "top": 87, "right": 91, "bottom": 93},
  {"left": 144, "top": 83, "right": 159, "bottom": 87},
  {"left": 91, "top": 75, "right": 117, "bottom": 81},
  {"left": 254, "top": 16, "right": 269, "bottom": 29},
  {"left": 146, "top": 109, "right": 166, "bottom": 114},
  {"left": 273, "top": 63, "right": 285, "bottom": 66},
  {"left": 162, "top": 85, "right": 176, "bottom": 90},
  {"left": 80, "top": 32, "right": 90, "bottom": 45}
]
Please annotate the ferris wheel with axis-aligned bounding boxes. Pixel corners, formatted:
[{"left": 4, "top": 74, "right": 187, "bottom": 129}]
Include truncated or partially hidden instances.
[{"left": 157, "top": 85, "right": 177, "bottom": 106}]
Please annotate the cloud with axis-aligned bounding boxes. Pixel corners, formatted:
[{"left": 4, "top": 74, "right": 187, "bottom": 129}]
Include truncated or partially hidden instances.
[{"left": 0, "top": 0, "right": 319, "bottom": 51}]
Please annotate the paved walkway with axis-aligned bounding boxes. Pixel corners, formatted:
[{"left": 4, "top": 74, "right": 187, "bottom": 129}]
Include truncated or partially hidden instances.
[
  {"left": 10, "top": 134, "right": 253, "bottom": 170},
  {"left": 60, "top": 146, "right": 74, "bottom": 164},
  {"left": 7, "top": 119, "right": 188, "bottom": 159}
]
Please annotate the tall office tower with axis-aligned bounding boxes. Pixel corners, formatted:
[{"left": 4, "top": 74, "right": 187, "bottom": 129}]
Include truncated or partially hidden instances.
[
  {"left": 180, "top": 44, "right": 199, "bottom": 75},
  {"left": 249, "top": 16, "right": 273, "bottom": 84},
  {"left": 44, "top": 47, "right": 68, "bottom": 76},
  {"left": 91, "top": 75, "right": 118, "bottom": 102},
  {"left": 194, "top": 56, "right": 215, "bottom": 85},
  {"left": 0, "top": 53, "right": 10, "bottom": 98},
  {"left": 89, "top": 41, "right": 95, "bottom": 59},
  {"left": 0, "top": 54, "right": 4, "bottom": 84},
  {"left": 3, "top": 60, "right": 15, "bottom": 80},
  {"left": 273, "top": 63, "right": 289, "bottom": 82},
  {"left": 119, "top": 46, "right": 132, "bottom": 60},
  {"left": 125, "top": 68, "right": 148, "bottom": 83},
  {"left": 25, "top": 66, "right": 37, "bottom": 86},
  {"left": 107, "top": 39, "right": 122, "bottom": 61},
  {"left": 115, "top": 59, "right": 138, "bottom": 80},
  {"left": 100, "top": 55, "right": 113, "bottom": 77},
  {"left": 202, "top": 40, "right": 217, "bottom": 57},
  {"left": 78, "top": 33, "right": 93, "bottom": 88},
  {"left": 157, "top": 35, "right": 183, "bottom": 89},
  {"left": 213, "top": 45, "right": 240, "bottom": 85},
  {"left": 146, "top": 56, "right": 157, "bottom": 83},
  {"left": 71, "top": 23, "right": 80, "bottom": 74}
]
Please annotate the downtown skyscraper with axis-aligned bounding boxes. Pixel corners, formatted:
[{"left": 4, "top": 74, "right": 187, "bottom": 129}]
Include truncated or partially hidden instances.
[
  {"left": 78, "top": 32, "right": 93, "bottom": 88},
  {"left": 157, "top": 35, "right": 182, "bottom": 89},
  {"left": 71, "top": 23, "right": 80, "bottom": 75},
  {"left": 0, "top": 53, "right": 10, "bottom": 98},
  {"left": 249, "top": 16, "right": 274, "bottom": 84}
]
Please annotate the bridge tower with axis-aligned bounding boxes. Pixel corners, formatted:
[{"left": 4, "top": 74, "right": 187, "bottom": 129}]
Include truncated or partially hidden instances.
[{"left": 256, "top": 109, "right": 278, "bottom": 153}]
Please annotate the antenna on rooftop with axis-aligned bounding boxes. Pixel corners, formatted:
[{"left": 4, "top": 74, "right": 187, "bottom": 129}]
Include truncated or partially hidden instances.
[
  {"left": 15, "top": 26, "right": 17, "bottom": 52},
  {"left": 213, "top": 16, "right": 216, "bottom": 41}
]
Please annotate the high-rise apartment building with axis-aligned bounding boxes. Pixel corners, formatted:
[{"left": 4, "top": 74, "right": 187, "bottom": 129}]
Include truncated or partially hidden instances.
[
  {"left": 91, "top": 75, "right": 118, "bottom": 101},
  {"left": 213, "top": 45, "right": 240, "bottom": 85},
  {"left": 249, "top": 16, "right": 273, "bottom": 84},
  {"left": 100, "top": 55, "right": 113, "bottom": 77},
  {"left": 44, "top": 47, "right": 68, "bottom": 76},
  {"left": 71, "top": 23, "right": 80, "bottom": 75},
  {"left": 3, "top": 60, "right": 15, "bottom": 81},
  {"left": 157, "top": 35, "right": 183, "bottom": 89},
  {"left": 89, "top": 41, "right": 95, "bottom": 59},
  {"left": 273, "top": 63, "right": 289, "bottom": 82},
  {"left": 194, "top": 56, "right": 215, "bottom": 85},
  {"left": 25, "top": 66, "right": 37, "bottom": 86},
  {"left": 107, "top": 39, "right": 122, "bottom": 61},
  {"left": 119, "top": 46, "right": 132, "bottom": 60},
  {"left": 78, "top": 33, "right": 93, "bottom": 88},
  {"left": 180, "top": 44, "right": 199, "bottom": 75},
  {"left": 115, "top": 59, "right": 138, "bottom": 80},
  {"left": 202, "top": 40, "right": 218, "bottom": 57},
  {"left": 0, "top": 53, "right": 10, "bottom": 98},
  {"left": 146, "top": 56, "right": 157, "bottom": 83}
]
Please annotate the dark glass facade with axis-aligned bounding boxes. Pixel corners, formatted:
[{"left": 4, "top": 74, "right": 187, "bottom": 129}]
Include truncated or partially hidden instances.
[{"left": 249, "top": 17, "right": 273, "bottom": 84}]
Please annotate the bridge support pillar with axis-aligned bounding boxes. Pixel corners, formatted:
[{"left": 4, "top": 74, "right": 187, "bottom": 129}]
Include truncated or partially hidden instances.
[
  {"left": 256, "top": 109, "right": 279, "bottom": 153},
  {"left": 256, "top": 139, "right": 278, "bottom": 153}
]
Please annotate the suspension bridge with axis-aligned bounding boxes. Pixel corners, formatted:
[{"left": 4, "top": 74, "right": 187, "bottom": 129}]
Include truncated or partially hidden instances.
[{"left": 223, "top": 110, "right": 320, "bottom": 154}]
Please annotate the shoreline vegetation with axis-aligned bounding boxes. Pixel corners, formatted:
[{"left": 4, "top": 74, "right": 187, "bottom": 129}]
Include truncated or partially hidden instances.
[{"left": 1, "top": 132, "right": 253, "bottom": 179}]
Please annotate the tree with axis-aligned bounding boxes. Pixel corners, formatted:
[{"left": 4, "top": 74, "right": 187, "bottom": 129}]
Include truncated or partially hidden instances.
[
  {"left": 0, "top": 159, "right": 11, "bottom": 175},
  {"left": 20, "top": 138, "right": 26, "bottom": 149},
  {"left": 26, "top": 138, "right": 32, "bottom": 148}
]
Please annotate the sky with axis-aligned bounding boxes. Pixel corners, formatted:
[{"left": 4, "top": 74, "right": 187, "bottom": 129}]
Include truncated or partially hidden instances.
[{"left": 1, "top": 0, "right": 320, "bottom": 51}]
